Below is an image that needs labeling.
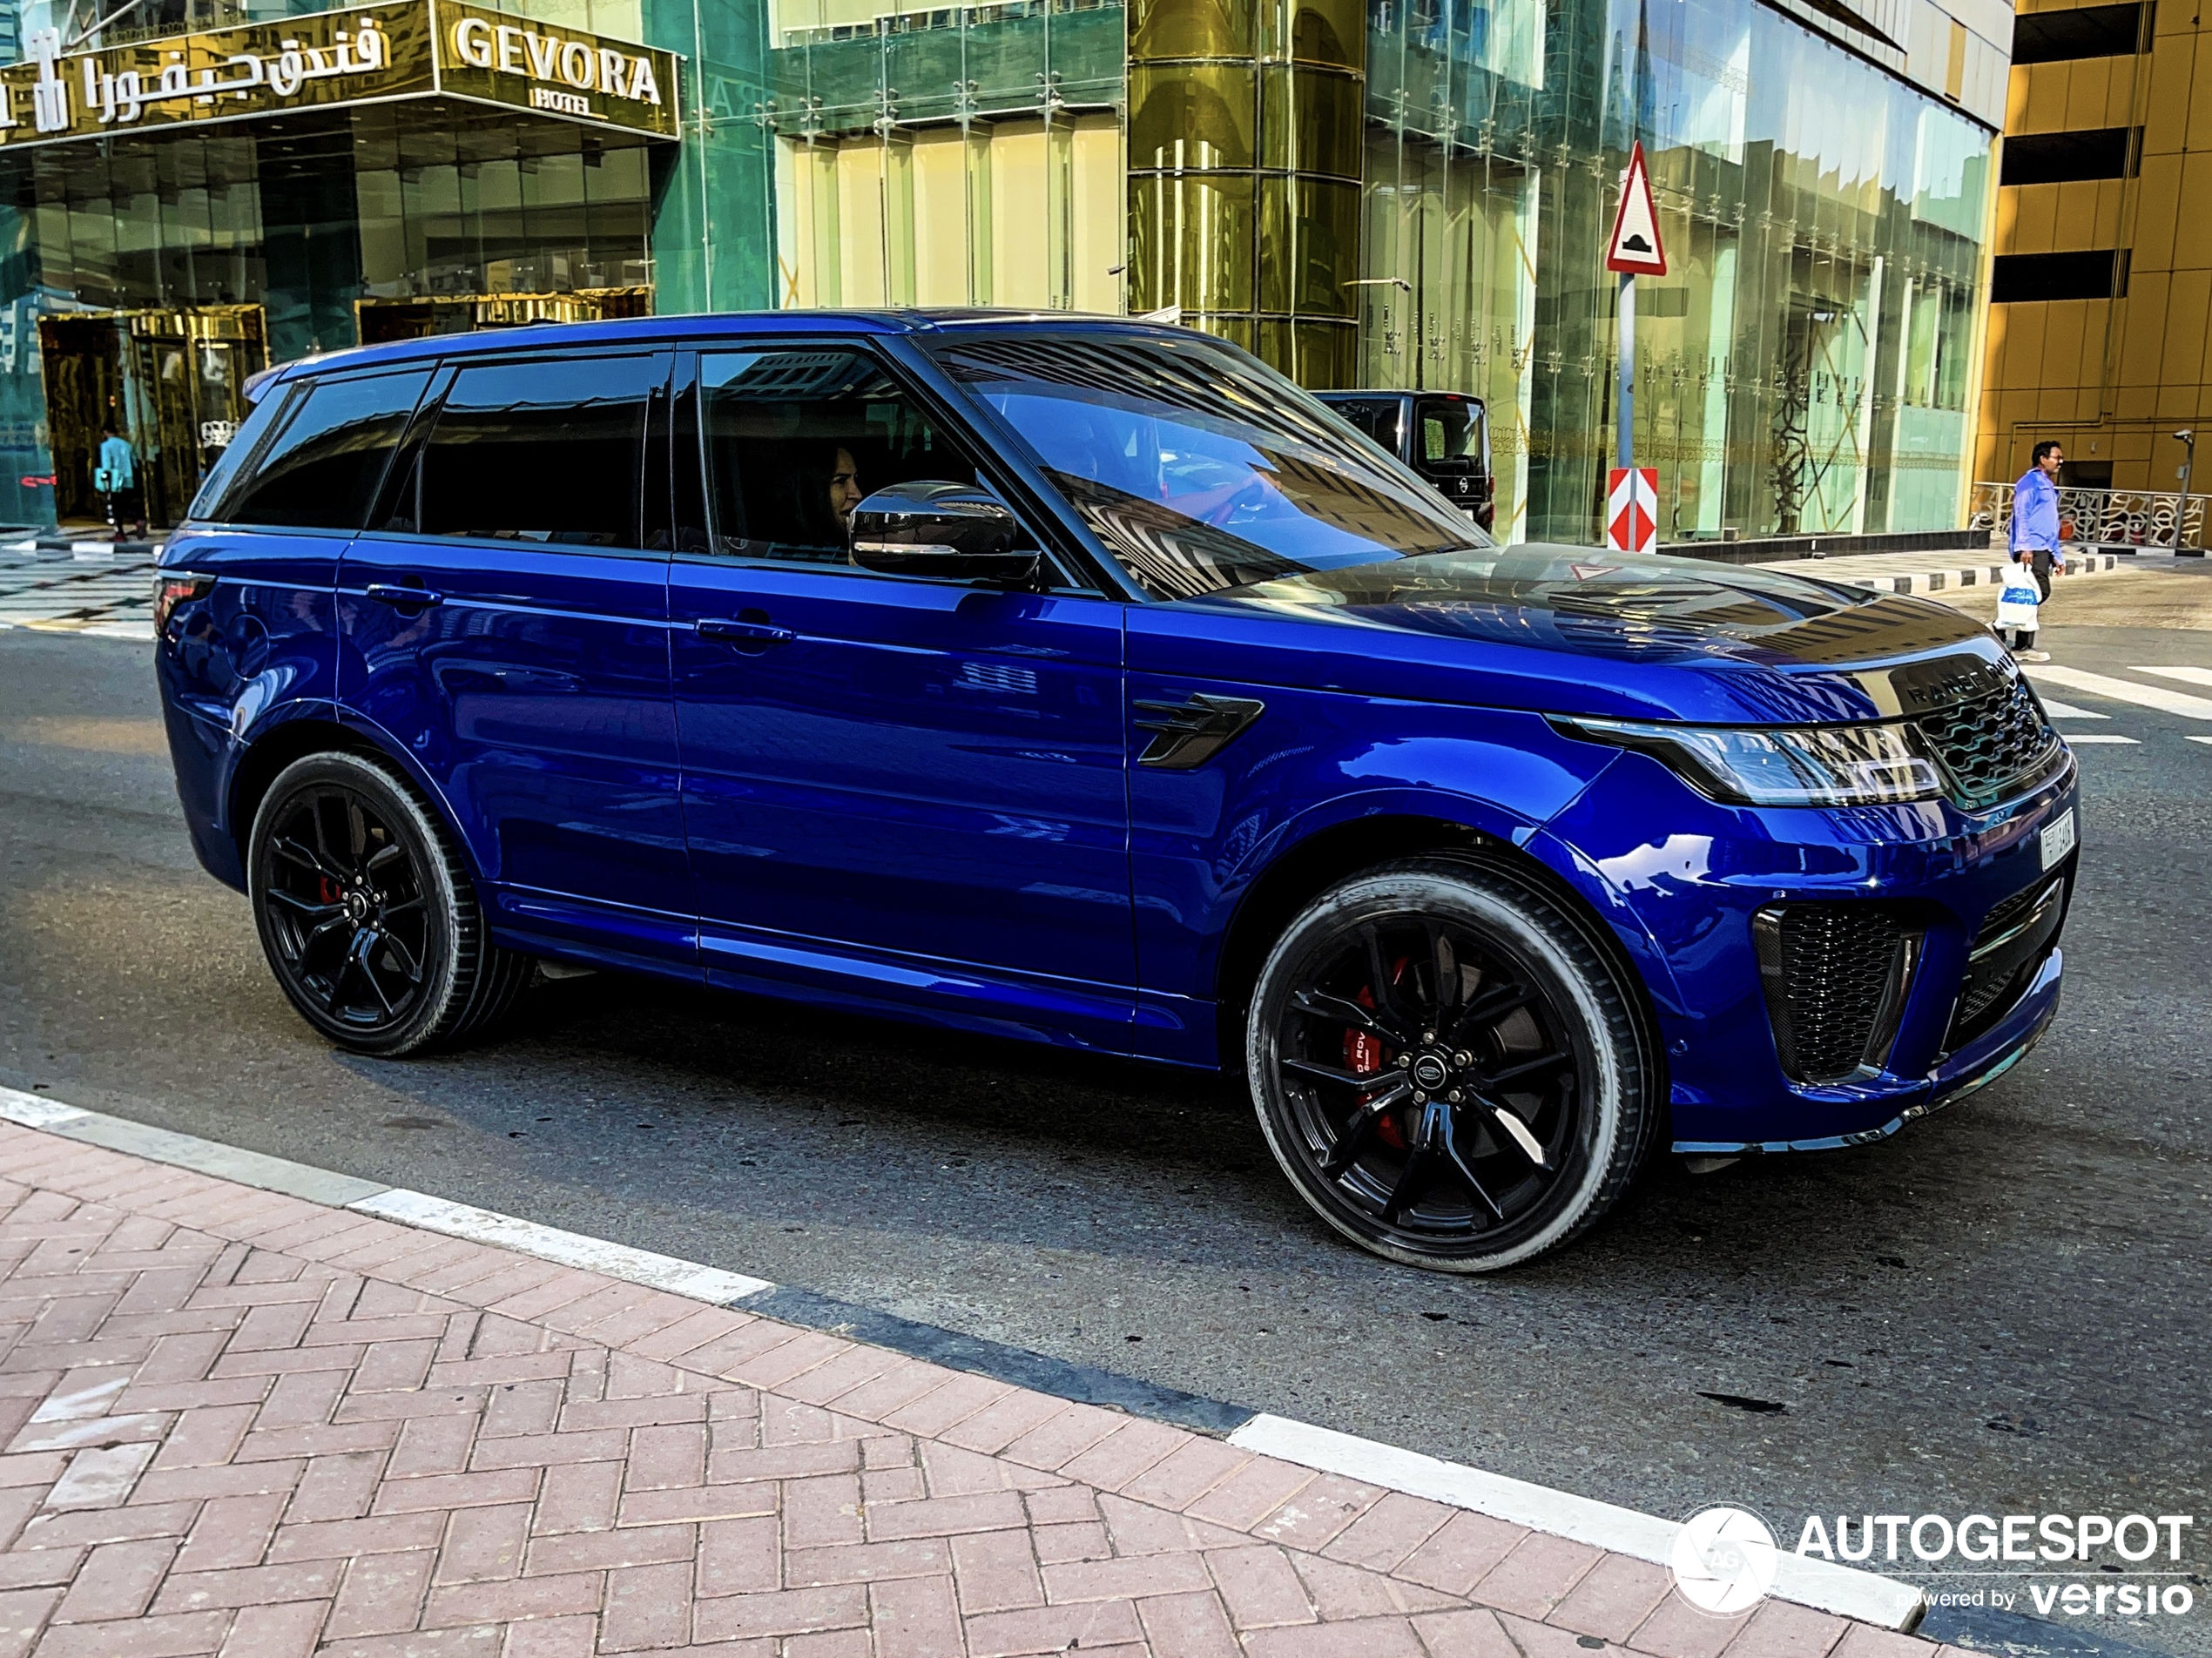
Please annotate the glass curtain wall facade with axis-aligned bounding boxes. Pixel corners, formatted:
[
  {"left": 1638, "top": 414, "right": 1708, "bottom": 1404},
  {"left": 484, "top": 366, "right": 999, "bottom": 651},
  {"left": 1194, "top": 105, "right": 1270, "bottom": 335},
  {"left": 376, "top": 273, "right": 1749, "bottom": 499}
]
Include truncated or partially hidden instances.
[
  {"left": 765, "top": 0, "right": 1125, "bottom": 312},
  {"left": 0, "top": 0, "right": 776, "bottom": 527},
  {"left": 1126, "top": 0, "right": 1366, "bottom": 384},
  {"left": 1359, "top": 0, "right": 1996, "bottom": 543}
]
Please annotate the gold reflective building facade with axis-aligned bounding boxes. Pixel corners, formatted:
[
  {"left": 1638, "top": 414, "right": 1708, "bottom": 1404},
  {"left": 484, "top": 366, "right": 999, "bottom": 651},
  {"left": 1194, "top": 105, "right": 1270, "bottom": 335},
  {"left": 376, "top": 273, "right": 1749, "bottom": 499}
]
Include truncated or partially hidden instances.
[
  {"left": 1126, "top": 0, "right": 1366, "bottom": 385},
  {"left": 1973, "top": 0, "right": 2199, "bottom": 493},
  {"left": 765, "top": 0, "right": 2006, "bottom": 541},
  {"left": 0, "top": 0, "right": 2006, "bottom": 539}
]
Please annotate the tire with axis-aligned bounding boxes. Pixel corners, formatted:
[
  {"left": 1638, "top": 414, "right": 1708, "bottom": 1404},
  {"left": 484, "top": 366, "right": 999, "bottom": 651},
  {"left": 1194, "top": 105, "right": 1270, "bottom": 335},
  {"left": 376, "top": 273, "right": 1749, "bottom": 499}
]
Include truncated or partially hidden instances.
[
  {"left": 1245, "top": 857, "right": 1656, "bottom": 1271},
  {"left": 246, "top": 750, "right": 529, "bottom": 1056}
]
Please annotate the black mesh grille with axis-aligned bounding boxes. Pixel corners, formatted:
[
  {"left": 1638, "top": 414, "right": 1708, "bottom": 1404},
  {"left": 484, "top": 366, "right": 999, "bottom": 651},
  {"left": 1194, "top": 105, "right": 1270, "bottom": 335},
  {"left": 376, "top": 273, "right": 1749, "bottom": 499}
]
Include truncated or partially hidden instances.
[
  {"left": 1915, "top": 678, "right": 2065, "bottom": 807},
  {"left": 1950, "top": 873, "right": 2071, "bottom": 1049},
  {"left": 1756, "top": 905, "right": 1913, "bottom": 1085},
  {"left": 1976, "top": 878, "right": 2050, "bottom": 945},
  {"left": 1956, "top": 966, "right": 2021, "bottom": 1028}
]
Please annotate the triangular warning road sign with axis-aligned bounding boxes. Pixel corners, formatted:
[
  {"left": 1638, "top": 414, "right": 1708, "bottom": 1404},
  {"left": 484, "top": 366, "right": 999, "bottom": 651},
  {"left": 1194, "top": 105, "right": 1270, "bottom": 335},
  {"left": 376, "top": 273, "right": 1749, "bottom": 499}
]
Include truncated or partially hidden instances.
[{"left": 1606, "top": 141, "right": 1668, "bottom": 277}]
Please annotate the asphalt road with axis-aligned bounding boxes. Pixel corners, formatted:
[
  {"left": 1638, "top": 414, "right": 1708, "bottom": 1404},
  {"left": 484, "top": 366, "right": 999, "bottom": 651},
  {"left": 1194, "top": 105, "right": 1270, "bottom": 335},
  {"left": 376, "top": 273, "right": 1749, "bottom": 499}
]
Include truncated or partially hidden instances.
[{"left": 3, "top": 571, "right": 2209, "bottom": 1653}]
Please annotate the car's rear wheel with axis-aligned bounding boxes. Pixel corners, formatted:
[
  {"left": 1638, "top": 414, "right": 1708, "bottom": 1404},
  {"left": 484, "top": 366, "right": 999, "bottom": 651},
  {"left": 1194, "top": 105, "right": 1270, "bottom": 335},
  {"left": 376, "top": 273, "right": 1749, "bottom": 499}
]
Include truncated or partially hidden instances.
[
  {"left": 1246, "top": 859, "right": 1654, "bottom": 1271},
  {"left": 247, "top": 751, "right": 529, "bottom": 1056}
]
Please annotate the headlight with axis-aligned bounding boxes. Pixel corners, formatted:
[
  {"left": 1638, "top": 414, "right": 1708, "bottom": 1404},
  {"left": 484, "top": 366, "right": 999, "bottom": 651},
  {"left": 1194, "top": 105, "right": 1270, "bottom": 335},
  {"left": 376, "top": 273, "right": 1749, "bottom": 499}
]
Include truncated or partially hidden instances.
[{"left": 1554, "top": 716, "right": 1946, "bottom": 806}]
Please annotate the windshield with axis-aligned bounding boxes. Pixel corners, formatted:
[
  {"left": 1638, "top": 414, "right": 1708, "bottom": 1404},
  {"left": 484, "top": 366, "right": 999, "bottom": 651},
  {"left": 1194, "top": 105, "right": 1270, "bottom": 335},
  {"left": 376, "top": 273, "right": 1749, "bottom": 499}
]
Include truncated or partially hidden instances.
[
  {"left": 926, "top": 330, "right": 1490, "bottom": 599},
  {"left": 1413, "top": 396, "right": 1486, "bottom": 473}
]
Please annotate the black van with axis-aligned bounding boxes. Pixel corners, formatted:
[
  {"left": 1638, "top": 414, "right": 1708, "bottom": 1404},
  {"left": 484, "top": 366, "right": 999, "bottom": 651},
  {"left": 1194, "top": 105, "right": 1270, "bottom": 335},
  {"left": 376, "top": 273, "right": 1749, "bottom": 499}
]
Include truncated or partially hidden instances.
[{"left": 1318, "top": 390, "right": 1494, "bottom": 533}]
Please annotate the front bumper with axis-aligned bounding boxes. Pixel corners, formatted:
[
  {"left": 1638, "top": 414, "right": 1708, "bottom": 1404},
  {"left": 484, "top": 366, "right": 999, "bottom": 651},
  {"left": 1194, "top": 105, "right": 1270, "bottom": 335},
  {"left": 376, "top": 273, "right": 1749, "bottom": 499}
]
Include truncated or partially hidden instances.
[
  {"left": 1534, "top": 747, "right": 2079, "bottom": 1151},
  {"left": 1671, "top": 944, "right": 2062, "bottom": 1154}
]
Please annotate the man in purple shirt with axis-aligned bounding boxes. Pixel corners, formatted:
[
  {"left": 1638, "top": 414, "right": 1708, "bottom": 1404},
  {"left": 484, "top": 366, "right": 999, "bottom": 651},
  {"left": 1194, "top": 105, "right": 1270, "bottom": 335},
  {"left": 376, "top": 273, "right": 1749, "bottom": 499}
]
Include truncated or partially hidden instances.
[{"left": 2007, "top": 440, "right": 2062, "bottom": 661}]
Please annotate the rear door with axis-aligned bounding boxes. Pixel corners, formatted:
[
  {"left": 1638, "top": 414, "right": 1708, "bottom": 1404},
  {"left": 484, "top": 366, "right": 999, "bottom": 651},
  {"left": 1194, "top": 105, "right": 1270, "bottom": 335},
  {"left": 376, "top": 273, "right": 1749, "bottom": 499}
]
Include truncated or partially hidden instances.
[
  {"left": 162, "top": 367, "right": 434, "bottom": 874},
  {"left": 336, "top": 347, "right": 691, "bottom": 974}
]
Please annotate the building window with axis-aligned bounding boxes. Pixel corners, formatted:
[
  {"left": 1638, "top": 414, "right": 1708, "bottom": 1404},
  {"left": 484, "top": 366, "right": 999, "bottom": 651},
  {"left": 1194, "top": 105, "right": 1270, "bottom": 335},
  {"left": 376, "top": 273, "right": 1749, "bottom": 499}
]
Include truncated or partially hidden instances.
[
  {"left": 1990, "top": 250, "right": 2132, "bottom": 302},
  {"left": 2010, "top": 3, "right": 2148, "bottom": 64},
  {"left": 2001, "top": 127, "right": 2141, "bottom": 185}
]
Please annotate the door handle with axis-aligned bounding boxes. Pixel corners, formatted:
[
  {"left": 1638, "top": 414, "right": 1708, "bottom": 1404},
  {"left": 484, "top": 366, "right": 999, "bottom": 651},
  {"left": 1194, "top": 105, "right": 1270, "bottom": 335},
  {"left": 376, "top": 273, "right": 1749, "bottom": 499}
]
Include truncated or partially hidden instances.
[
  {"left": 364, "top": 583, "right": 443, "bottom": 609},
  {"left": 696, "top": 617, "right": 795, "bottom": 649}
]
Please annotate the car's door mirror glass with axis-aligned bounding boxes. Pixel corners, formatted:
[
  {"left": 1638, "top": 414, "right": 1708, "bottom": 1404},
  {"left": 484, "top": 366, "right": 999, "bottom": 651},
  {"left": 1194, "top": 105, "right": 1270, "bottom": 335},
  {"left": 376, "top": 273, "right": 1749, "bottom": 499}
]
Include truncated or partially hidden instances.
[{"left": 849, "top": 481, "right": 1037, "bottom": 583}]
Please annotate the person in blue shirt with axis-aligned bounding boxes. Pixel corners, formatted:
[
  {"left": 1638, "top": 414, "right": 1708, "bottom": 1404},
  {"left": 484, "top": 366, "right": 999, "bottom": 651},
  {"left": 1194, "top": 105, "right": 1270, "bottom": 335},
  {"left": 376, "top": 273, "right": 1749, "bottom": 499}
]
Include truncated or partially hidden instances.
[
  {"left": 2007, "top": 439, "right": 2062, "bottom": 661},
  {"left": 97, "top": 422, "right": 145, "bottom": 543}
]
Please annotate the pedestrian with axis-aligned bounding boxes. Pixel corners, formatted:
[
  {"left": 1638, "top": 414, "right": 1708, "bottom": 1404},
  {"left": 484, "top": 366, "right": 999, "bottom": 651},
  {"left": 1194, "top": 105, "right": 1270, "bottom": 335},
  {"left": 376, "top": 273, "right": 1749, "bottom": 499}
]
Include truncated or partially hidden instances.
[
  {"left": 2005, "top": 439, "right": 2062, "bottom": 662},
  {"left": 96, "top": 422, "right": 147, "bottom": 543}
]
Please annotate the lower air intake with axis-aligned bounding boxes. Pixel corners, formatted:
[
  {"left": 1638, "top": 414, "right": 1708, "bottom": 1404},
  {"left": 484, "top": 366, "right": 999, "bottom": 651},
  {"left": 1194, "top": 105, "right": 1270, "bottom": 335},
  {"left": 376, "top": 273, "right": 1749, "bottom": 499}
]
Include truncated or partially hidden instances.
[{"left": 1753, "top": 903, "right": 1922, "bottom": 1086}]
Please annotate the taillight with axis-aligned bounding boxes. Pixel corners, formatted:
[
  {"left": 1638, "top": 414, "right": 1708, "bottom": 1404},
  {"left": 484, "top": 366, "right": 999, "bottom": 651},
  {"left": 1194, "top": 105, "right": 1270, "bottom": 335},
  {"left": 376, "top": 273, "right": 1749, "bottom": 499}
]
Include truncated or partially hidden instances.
[{"left": 153, "top": 571, "right": 214, "bottom": 632}]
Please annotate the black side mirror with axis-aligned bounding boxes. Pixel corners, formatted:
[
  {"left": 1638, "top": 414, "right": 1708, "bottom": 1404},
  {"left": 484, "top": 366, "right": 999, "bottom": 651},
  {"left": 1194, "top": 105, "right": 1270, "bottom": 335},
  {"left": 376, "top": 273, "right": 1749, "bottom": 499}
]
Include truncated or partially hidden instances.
[{"left": 849, "top": 481, "right": 1038, "bottom": 584}]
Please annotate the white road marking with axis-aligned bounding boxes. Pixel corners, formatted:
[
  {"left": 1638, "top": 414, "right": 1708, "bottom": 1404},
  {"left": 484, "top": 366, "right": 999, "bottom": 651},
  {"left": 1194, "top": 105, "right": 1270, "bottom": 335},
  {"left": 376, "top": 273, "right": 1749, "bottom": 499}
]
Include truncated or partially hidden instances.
[
  {"left": 2034, "top": 698, "right": 2107, "bottom": 718},
  {"left": 2063, "top": 734, "right": 2141, "bottom": 745},
  {"left": 2188, "top": 735, "right": 2212, "bottom": 747},
  {"left": 2135, "top": 664, "right": 2212, "bottom": 689},
  {"left": 2030, "top": 666, "right": 2212, "bottom": 719}
]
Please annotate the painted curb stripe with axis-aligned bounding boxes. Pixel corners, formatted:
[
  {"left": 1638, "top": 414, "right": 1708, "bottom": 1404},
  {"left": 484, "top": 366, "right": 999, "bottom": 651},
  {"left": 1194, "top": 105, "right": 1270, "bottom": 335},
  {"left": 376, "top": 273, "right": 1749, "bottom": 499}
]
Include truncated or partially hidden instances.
[
  {"left": 0, "top": 1088, "right": 89, "bottom": 1128},
  {"left": 1230, "top": 1415, "right": 1927, "bottom": 1632},
  {"left": 0, "top": 1085, "right": 1925, "bottom": 1631},
  {"left": 347, "top": 1188, "right": 775, "bottom": 1305}
]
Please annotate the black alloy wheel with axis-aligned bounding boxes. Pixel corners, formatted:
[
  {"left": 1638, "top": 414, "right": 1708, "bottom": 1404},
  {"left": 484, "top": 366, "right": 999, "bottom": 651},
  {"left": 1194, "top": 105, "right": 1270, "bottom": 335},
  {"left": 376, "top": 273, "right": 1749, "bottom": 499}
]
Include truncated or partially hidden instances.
[
  {"left": 1248, "top": 859, "right": 1655, "bottom": 1270},
  {"left": 248, "top": 751, "right": 529, "bottom": 1056}
]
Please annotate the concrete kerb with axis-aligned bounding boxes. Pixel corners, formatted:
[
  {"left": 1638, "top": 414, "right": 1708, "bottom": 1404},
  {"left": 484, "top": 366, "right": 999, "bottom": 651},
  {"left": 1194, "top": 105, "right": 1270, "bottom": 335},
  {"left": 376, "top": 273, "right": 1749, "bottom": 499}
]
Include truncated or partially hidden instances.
[
  {"left": 0, "top": 1081, "right": 1926, "bottom": 1634},
  {"left": 1760, "top": 548, "right": 2122, "bottom": 596}
]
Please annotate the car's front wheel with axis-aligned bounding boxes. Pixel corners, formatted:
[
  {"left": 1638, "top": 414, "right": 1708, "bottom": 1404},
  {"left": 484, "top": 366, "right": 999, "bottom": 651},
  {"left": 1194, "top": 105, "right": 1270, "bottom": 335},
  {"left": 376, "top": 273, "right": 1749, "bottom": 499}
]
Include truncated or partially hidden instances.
[
  {"left": 247, "top": 751, "right": 529, "bottom": 1056},
  {"left": 1247, "top": 858, "right": 1656, "bottom": 1271}
]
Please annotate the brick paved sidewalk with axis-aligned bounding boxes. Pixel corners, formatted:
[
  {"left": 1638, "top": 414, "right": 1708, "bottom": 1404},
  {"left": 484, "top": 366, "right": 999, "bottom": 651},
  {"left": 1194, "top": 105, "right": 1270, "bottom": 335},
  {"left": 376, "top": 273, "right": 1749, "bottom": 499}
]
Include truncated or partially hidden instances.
[{"left": 0, "top": 1122, "right": 1945, "bottom": 1658}]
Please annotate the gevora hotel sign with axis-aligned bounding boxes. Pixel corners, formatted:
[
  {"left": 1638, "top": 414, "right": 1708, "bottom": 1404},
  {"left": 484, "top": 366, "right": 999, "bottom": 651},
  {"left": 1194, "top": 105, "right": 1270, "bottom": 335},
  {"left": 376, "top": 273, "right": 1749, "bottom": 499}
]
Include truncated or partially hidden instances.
[{"left": 0, "top": 0, "right": 679, "bottom": 148}]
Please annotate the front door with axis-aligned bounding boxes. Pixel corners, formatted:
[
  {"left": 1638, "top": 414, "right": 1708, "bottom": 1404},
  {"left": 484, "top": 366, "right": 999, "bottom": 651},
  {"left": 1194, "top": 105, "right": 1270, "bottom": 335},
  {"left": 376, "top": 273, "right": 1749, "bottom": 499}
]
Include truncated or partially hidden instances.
[
  {"left": 665, "top": 344, "right": 1136, "bottom": 1049},
  {"left": 338, "top": 347, "right": 691, "bottom": 973}
]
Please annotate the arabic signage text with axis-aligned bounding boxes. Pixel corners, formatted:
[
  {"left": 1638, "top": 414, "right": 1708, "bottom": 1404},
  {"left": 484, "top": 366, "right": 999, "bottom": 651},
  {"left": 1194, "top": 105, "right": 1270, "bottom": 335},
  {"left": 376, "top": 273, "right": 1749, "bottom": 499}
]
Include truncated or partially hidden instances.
[{"left": 0, "top": 0, "right": 678, "bottom": 149}]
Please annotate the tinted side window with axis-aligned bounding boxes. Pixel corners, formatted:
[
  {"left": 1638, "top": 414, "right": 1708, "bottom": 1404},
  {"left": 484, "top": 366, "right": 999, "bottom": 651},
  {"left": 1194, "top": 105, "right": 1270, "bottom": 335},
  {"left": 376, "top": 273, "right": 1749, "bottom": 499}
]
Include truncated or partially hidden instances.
[
  {"left": 697, "top": 347, "right": 975, "bottom": 565},
  {"left": 417, "top": 354, "right": 661, "bottom": 547},
  {"left": 1329, "top": 398, "right": 1405, "bottom": 455},
  {"left": 219, "top": 369, "right": 431, "bottom": 530}
]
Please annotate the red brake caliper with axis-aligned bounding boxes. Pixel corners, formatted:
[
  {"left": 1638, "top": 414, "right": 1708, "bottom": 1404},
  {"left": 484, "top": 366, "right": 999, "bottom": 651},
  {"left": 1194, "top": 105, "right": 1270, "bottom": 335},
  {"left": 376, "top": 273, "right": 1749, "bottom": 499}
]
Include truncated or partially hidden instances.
[{"left": 1344, "top": 974, "right": 1410, "bottom": 1149}]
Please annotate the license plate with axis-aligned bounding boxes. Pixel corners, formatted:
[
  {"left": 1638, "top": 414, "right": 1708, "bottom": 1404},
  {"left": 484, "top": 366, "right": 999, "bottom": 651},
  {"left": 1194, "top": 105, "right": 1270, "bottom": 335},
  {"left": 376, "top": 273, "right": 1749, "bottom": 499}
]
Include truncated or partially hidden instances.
[{"left": 2040, "top": 808, "right": 2076, "bottom": 870}]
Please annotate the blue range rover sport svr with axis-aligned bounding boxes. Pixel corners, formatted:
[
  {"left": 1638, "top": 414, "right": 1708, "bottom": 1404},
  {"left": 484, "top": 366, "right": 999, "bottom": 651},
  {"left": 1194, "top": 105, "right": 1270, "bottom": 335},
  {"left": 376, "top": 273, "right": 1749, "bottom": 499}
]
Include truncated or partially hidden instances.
[{"left": 153, "top": 312, "right": 2077, "bottom": 1271}]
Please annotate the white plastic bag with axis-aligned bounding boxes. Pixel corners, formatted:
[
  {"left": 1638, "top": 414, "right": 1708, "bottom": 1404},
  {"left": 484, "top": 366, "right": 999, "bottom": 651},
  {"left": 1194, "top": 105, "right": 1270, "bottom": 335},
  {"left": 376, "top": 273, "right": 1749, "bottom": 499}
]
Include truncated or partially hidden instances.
[{"left": 1996, "top": 565, "right": 2040, "bottom": 632}]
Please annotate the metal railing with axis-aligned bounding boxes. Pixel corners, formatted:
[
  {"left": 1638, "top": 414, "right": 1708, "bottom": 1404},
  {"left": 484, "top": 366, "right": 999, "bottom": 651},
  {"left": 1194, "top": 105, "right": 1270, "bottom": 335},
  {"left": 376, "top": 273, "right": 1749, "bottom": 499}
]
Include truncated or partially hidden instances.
[{"left": 1970, "top": 481, "right": 2207, "bottom": 550}]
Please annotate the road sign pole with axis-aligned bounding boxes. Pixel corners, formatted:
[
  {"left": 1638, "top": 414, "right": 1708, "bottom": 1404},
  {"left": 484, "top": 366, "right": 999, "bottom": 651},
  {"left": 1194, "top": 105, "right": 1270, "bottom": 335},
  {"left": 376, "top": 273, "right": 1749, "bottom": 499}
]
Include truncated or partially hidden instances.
[{"left": 1616, "top": 272, "right": 1635, "bottom": 473}]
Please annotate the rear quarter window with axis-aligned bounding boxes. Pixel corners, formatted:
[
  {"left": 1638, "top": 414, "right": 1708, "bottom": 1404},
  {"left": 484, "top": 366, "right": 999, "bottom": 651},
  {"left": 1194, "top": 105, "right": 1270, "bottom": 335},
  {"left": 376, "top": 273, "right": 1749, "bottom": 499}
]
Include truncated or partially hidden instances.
[{"left": 214, "top": 367, "right": 435, "bottom": 531}]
